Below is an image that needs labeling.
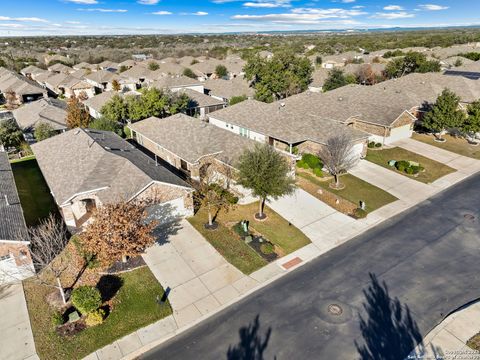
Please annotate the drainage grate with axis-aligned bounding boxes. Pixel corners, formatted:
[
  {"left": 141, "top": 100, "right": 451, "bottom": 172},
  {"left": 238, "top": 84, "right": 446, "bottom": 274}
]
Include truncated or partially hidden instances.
[
  {"left": 327, "top": 304, "right": 343, "bottom": 316},
  {"left": 464, "top": 214, "right": 476, "bottom": 221}
]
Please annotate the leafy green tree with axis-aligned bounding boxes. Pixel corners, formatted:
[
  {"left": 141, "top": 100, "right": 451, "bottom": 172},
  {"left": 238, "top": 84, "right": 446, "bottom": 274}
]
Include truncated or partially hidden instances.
[
  {"left": 100, "top": 94, "right": 128, "bottom": 122},
  {"left": 385, "top": 51, "right": 441, "bottom": 78},
  {"left": 244, "top": 51, "right": 313, "bottom": 103},
  {"left": 315, "top": 56, "right": 322, "bottom": 66},
  {"left": 183, "top": 68, "right": 197, "bottom": 79},
  {"left": 422, "top": 89, "right": 466, "bottom": 141},
  {"left": 237, "top": 144, "right": 295, "bottom": 219},
  {"left": 34, "top": 122, "right": 56, "bottom": 141},
  {"left": 89, "top": 117, "right": 123, "bottom": 136},
  {"left": 323, "top": 69, "right": 350, "bottom": 91},
  {"left": 0, "top": 118, "right": 23, "bottom": 149},
  {"left": 229, "top": 95, "right": 247, "bottom": 106},
  {"left": 215, "top": 64, "right": 228, "bottom": 78},
  {"left": 462, "top": 100, "right": 480, "bottom": 139}
]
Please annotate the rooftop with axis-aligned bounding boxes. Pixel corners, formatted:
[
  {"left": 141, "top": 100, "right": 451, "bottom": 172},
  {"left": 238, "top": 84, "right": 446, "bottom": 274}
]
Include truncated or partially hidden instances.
[{"left": 13, "top": 98, "right": 67, "bottom": 131}]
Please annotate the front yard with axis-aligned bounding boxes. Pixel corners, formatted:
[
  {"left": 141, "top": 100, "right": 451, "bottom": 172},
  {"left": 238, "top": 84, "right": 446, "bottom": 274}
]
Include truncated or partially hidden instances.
[
  {"left": 24, "top": 266, "right": 171, "bottom": 360},
  {"left": 365, "top": 147, "right": 455, "bottom": 184},
  {"left": 188, "top": 202, "right": 311, "bottom": 274},
  {"left": 11, "top": 157, "right": 58, "bottom": 226},
  {"left": 296, "top": 171, "right": 397, "bottom": 216},
  {"left": 412, "top": 133, "right": 480, "bottom": 160}
]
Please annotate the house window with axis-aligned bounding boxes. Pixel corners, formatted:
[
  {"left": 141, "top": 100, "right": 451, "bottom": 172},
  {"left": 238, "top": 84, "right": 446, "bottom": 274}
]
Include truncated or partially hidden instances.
[
  {"left": 0, "top": 254, "right": 11, "bottom": 261},
  {"left": 240, "top": 127, "right": 250, "bottom": 137}
]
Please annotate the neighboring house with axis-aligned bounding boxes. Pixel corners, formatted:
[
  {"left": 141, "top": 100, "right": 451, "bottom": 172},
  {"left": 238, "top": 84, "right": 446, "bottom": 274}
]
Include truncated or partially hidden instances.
[
  {"left": 191, "top": 58, "right": 225, "bottom": 80},
  {"left": 58, "top": 75, "right": 96, "bottom": 99},
  {"left": 20, "top": 65, "right": 47, "bottom": 80},
  {"left": 97, "top": 60, "right": 118, "bottom": 72},
  {"left": 32, "top": 128, "right": 194, "bottom": 231},
  {"left": 118, "top": 59, "right": 136, "bottom": 70},
  {"left": 444, "top": 60, "right": 480, "bottom": 80},
  {"left": 204, "top": 77, "right": 254, "bottom": 103},
  {"left": 308, "top": 68, "right": 330, "bottom": 93},
  {"left": 82, "top": 91, "right": 130, "bottom": 119},
  {"left": 0, "top": 67, "right": 47, "bottom": 105},
  {"left": 208, "top": 99, "right": 369, "bottom": 157},
  {"left": 120, "top": 65, "right": 154, "bottom": 85},
  {"left": 0, "top": 152, "right": 34, "bottom": 285},
  {"left": 149, "top": 75, "right": 204, "bottom": 94},
  {"left": 47, "top": 63, "right": 74, "bottom": 74},
  {"left": 12, "top": 98, "right": 68, "bottom": 134},
  {"left": 73, "top": 62, "right": 96, "bottom": 71},
  {"left": 181, "top": 89, "right": 225, "bottom": 119},
  {"left": 128, "top": 114, "right": 262, "bottom": 201},
  {"left": 132, "top": 54, "right": 149, "bottom": 62}
]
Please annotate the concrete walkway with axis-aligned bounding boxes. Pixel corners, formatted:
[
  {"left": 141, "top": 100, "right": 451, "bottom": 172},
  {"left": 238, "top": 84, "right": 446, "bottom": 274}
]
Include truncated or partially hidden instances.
[
  {"left": 0, "top": 284, "right": 37, "bottom": 360},
  {"left": 412, "top": 301, "right": 480, "bottom": 359}
]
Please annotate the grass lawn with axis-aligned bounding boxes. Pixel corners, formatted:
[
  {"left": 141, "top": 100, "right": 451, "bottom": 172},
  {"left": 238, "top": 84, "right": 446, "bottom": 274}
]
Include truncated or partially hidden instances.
[
  {"left": 24, "top": 267, "right": 171, "bottom": 360},
  {"left": 11, "top": 158, "right": 58, "bottom": 226},
  {"left": 297, "top": 172, "right": 397, "bottom": 213},
  {"left": 412, "top": 133, "right": 480, "bottom": 160},
  {"left": 365, "top": 147, "right": 455, "bottom": 184},
  {"left": 188, "top": 202, "right": 311, "bottom": 274},
  {"left": 467, "top": 332, "right": 480, "bottom": 352}
]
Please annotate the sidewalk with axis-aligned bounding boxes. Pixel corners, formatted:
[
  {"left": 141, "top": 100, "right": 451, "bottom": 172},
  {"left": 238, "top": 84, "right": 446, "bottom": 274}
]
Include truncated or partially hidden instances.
[
  {"left": 87, "top": 145, "right": 480, "bottom": 360},
  {"left": 0, "top": 284, "right": 37, "bottom": 360},
  {"left": 411, "top": 301, "right": 480, "bottom": 359}
]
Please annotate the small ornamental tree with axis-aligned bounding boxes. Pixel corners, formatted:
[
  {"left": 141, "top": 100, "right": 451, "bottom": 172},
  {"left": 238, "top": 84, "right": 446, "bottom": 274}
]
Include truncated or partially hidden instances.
[
  {"left": 100, "top": 94, "right": 128, "bottom": 123},
  {"left": 422, "top": 89, "right": 466, "bottom": 141},
  {"left": 111, "top": 79, "right": 121, "bottom": 92},
  {"left": 323, "top": 69, "right": 350, "bottom": 91},
  {"left": 34, "top": 122, "right": 56, "bottom": 141},
  {"left": 80, "top": 200, "right": 157, "bottom": 266},
  {"left": 66, "top": 95, "right": 90, "bottom": 129},
  {"left": 462, "top": 100, "right": 480, "bottom": 140},
  {"left": 237, "top": 144, "right": 295, "bottom": 219},
  {"left": 215, "top": 64, "right": 228, "bottom": 78},
  {"left": 71, "top": 286, "right": 102, "bottom": 315},
  {"left": 88, "top": 117, "right": 122, "bottom": 136},
  {"left": 0, "top": 118, "right": 23, "bottom": 149},
  {"left": 318, "top": 133, "right": 359, "bottom": 189}
]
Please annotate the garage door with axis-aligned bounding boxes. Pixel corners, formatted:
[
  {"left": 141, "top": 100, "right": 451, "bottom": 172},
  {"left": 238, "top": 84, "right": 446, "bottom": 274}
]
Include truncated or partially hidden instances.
[
  {"left": 145, "top": 198, "right": 188, "bottom": 226},
  {"left": 351, "top": 142, "right": 365, "bottom": 158},
  {"left": 388, "top": 125, "right": 413, "bottom": 144}
]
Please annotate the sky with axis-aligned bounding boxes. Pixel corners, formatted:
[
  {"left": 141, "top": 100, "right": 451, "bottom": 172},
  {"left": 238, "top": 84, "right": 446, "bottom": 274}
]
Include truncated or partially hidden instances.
[{"left": 0, "top": 0, "right": 479, "bottom": 36}]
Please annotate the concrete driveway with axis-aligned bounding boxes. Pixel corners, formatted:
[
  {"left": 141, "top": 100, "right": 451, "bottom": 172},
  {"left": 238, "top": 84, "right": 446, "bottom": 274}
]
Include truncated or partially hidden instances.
[
  {"left": 268, "top": 189, "right": 360, "bottom": 250},
  {"left": 0, "top": 284, "right": 37, "bottom": 360},
  {"left": 143, "top": 220, "right": 258, "bottom": 328}
]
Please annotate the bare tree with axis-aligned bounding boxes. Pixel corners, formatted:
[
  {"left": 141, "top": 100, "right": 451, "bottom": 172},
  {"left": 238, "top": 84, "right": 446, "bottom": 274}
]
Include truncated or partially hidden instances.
[
  {"left": 28, "top": 214, "right": 70, "bottom": 304},
  {"left": 318, "top": 133, "right": 359, "bottom": 189}
]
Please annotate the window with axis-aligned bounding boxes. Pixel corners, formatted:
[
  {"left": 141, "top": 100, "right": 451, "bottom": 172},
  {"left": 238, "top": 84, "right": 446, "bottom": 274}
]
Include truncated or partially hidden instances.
[{"left": 0, "top": 254, "right": 11, "bottom": 261}]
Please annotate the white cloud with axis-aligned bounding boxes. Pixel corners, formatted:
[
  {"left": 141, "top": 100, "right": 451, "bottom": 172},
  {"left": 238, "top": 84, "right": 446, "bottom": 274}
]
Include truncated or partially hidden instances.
[
  {"left": 383, "top": 5, "right": 404, "bottom": 11},
  {"left": 372, "top": 11, "right": 415, "bottom": 19},
  {"left": 195, "top": 11, "right": 209, "bottom": 16},
  {"left": 138, "top": 0, "right": 161, "bottom": 4},
  {"left": 418, "top": 4, "right": 449, "bottom": 11},
  {"left": 65, "top": 21, "right": 81, "bottom": 24},
  {"left": 64, "top": 0, "right": 98, "bottom": 4},
  {"left": 243, "top": 0, "right": 291, "bottom": 7},
  {"left": 77, "top": 8, "right": 128, "bottom": 12},
  {"left": 152, "top": 11, "right": 172, "bottom": 15},
  {"left": 0, "top": 16, "right": 48, "bottom": 22}
]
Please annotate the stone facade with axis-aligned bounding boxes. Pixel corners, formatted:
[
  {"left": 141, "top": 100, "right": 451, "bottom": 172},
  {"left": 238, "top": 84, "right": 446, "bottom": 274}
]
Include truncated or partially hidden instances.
[{"left": 137, "top": 182, "right": 194, "bottom": 216}]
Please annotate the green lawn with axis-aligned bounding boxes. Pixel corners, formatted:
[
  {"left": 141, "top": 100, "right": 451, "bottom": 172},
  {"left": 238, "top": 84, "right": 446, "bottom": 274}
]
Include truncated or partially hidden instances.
[
  {"left": 413, "top": 133, "right": 480, "bottom": 160},
  {"left": 365, "top": 147, "right": 456, "bottom": 184},
  {"left": 24, "top": 267, "right": 171, "bottom": 360},
  {"left": 297, "top": 172, "right": 397, "bottom": 213},
  {"left": 11, "top": 158, "right": 57, "bottom": 226},
  {"left": 188, "top": 202, "right": 311, "bottom": 274}
]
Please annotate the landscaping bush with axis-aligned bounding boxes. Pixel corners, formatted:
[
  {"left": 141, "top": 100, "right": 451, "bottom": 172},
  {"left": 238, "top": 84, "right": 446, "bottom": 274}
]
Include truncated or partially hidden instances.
[
  {"left": 368, "top": 141, "right": 376, "bottom": 148},
  {"left": 209, "top": 183, "right": 239, "bottom": 204},
  {"left": 232, "top": 222, "right": 248, "bottom": 237},
  {"left": 301, "top": 153, "right": 323, "bottom": 169},
  {"left": 312, "top": 167, "right": 323, "bottom": 177},
  {"left": 260, "top": 242, "right": 275, "bottom": 255},
  {"left": 375, "top": 142, "right": 382, "bottom": 148},
  {"left": 85, "top": 308, "right": 105, "bottom": 327},
  {"left": 405, "top": 167, "right": 415, "bottom": 175},
  {"left": 353, "top": 208, "right": 368, "bottom": 219},
  {"left": 71, "top": 286, "right": 102, "bottom": 315},
  {"left": 51, "top": 311, "right": 64, "bottom": 327},
  {"left": 296, "top": 160, "right": 309, "bottom": 169},
  {"left": 395, "top": 160, "right": 410, "bottom": 172}
]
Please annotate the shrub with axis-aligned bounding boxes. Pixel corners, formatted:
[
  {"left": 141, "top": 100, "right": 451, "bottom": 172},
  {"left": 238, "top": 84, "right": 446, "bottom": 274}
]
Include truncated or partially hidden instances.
[
  {"left": 85, "top": 308, "right": 105, "bottom": 327},
  {"left": 302, "top": 153, "right": 322, "bottom": 169},
  {"left": 183, "top": 68, "right": 197, "bottom": 79},
  {"left": 368, "top": 141, "right": 375, "bottom": 148},
  {"left": 375, "top": 142, "right": 382, "bottom": 148},
  {"left": 313, "top": 167, "right": 323, "bottom": 177},
  {"left": 123, "top": 126, "right": 131, "bottom": 139},
  {"left": 395, "top": 160, "right": 410, "bottom": 172},
  {"left": 405, "top": 167, "right": 415, "bottom": 175},
  {"left": 233, "top": 222, "right": 248, "bottom": 237},
  {"left": 410, "top": 165, "right": 423, "bottom": 174},
  {"left": 51, "top": 311, "right": 64, "bottom": 327},
  {"left": 353, "top": 208, "right": 368, "bottom": 219},
  {"left": 296, "top": 160, "right": 309, "bottom": 169},
  {"left": 260, "top": 242, "right": 275, "bottom": 255},
  {"left": 71, "top": 286, "right": 102, "bottom": 315}
]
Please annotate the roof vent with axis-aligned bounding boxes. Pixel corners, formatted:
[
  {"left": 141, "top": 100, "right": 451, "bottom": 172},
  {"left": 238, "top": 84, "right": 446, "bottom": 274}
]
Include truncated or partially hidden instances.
[
  {"left": 338, "top": 97, "right": 343, "bottom": 101},
  {"left": 280, "top": 102, "right": 286, "bottom": 107},
  {"left": 4, "top": 194, "right": 9, "bottom": 206},
  {"left": 104, "top": 146, "right": 111, "bottom": 150}
]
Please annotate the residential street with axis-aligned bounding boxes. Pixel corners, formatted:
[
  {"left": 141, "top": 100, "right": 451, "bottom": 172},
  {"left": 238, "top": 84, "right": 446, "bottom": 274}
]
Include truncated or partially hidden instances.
[{"left": 141, "top": 173, "right": 480, "bottom": 360}]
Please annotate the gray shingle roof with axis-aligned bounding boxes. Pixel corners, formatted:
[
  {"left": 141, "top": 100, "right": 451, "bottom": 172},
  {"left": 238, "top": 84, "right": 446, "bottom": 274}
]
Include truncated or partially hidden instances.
[
  {"left": 181, "top": 89, "right": 225, "bottom": 108},
  {"left": 204, "top": 77, "right": 254, "bottom": 100},
  {"left": 32, "top": 128, "right": 189, "bottom": 206},
  {"left": 0, "top": 152, "right": 28, "bottom": 242},
  {"left": 13, "top": 98, "right": 67, "bottom": 131},
  {"left": 0, "top": 67, "right": 46, "bottom": 97},
  {"left": 129, "top": 114, "right": 257, "bottom": 165}
]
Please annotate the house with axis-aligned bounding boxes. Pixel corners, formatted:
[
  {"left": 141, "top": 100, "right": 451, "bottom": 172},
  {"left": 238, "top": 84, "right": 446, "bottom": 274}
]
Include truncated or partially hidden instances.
[
  {"left": 20, "top": 65, "right": 47, "bottom": 80},
  {"left": 132, "top": 54, "right": 149, "bottom": 62},
  {"left": 444, "top": 60, "right": 480, "bottom": 80},
  {"left": 120, "top": 65, "right": 154, "bottom": 85},
  {"left": 0, "top": 152, "right": 34, "bottom": 284},
  {"left": 32, "top": 128, "right": 194, "bottom": 231},
  {"left": 47, "top": 63, "right": 74, "bottom": 74},
  {"left": 181, "top": 89, "right": 226, "bottom": 119},
  {"left": 128, "top": 114, "right": 264, "bottom": 202},
  {"left": 208, "top": 99, "right": 369, "bottom": 157},
  {"left": 149, "top": 75, "right": 204, "bottom": 94},
  {"left": 0, "top": 68, "right": 47, "bottom": 105},
  {"left": 13, "top": 98, "right": 67, "bottom": 134},
  {"left": 97, "top": 60, "right": 118, "bottom": 72},
  {"left": 118, "top": 59, "right": 136, "bottom": 70},
  {"left": 73, "top": 62, "right": 96, "bottom": 71},
  {"left": 82, "top": 91, "right": 140, "bottom": 119},
  {"left": 204, "top": 77, "right": 254, "bottom": 103},
  {"left": 57, "top": 75, "right": 96, "bottom": 99}
]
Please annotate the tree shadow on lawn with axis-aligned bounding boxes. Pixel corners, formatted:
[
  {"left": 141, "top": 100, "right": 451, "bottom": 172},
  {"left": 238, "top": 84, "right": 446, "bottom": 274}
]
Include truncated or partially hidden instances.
[
  {"left": 355, "top": 273, "right": 425, "bottom": 360},
  {"left": 226, "top": 315, "right": 275, "bottom": 360},
  {"left": 96, "top": 275, "right": 124, "bottom": 302}
]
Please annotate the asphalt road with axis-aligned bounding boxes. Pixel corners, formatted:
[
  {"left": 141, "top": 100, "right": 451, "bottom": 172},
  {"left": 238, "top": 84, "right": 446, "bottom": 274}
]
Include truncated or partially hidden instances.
[{"left": 142, "top": 173, "right": 480, "bottom": 360}]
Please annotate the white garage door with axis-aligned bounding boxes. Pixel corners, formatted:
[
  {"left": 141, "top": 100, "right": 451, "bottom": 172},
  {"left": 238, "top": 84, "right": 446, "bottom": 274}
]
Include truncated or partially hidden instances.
[
  {"left": 388, "top": 125, "right": 413, "bottom": 144},
  {"left": 145, "top": 198, "right": 188, "bottom": 226},
  {"left": 351, "top": 142, "right": 365, "bottom": 158}
]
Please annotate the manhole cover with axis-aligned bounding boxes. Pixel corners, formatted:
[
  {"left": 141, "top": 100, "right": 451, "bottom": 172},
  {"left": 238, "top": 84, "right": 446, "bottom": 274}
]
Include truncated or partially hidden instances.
[
  {"left": 464, "top": 214, "right": 475, "bottom": 221},
  {"left": 327, "top": 304, "right": 343, "bottom": 316}
]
